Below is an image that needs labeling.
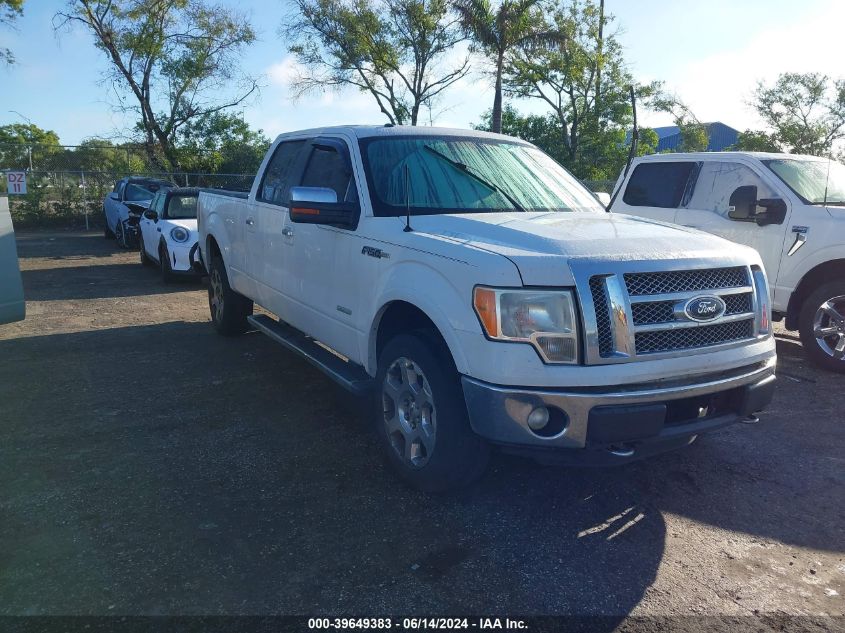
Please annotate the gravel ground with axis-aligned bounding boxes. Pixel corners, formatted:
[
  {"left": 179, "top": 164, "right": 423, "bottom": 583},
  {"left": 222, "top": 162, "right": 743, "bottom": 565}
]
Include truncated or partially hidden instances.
[{"left": 0, "top": 231, "right": 842, "bottom": 627}]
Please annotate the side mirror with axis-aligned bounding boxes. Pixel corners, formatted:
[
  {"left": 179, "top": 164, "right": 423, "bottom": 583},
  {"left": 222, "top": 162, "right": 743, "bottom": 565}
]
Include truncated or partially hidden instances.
[
  {"left": 289, "top": 186, "right": 357, "bottom": 228},
  {"left": 143, "top": 209, "right": 158, "bottom": 222},
  {"left": 728, "top": 185, "right": 758, "bottom": 221},
  {"left": 755, "top": 198, "right": 787, "bottom": 226},
  {"left": 593, "top": 191, "right": 611, "bottom": 207},
  {"left": 108, "top": 192, "right": 120, "bottom": 201}
]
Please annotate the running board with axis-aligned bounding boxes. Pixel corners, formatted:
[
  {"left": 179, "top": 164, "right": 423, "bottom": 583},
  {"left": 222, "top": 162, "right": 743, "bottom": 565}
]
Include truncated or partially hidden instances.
[{"left": 248, "top": 314, "right": 374, "bottom": 395}]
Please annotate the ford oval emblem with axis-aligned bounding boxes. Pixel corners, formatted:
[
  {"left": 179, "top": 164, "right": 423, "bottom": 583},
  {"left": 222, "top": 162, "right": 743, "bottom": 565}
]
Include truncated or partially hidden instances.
[{"left": 684, "top": 296, "right": 726, "bottom": 322}]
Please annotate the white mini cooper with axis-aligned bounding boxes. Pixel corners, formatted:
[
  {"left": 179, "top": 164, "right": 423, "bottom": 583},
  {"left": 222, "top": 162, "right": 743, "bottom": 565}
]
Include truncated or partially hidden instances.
[{"left": 139, "top": 188, "right": 202, "bottom": 282}]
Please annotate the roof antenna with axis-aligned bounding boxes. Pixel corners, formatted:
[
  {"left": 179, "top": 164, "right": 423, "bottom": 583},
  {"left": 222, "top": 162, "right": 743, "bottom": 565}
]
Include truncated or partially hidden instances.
[
  {"left": 823, "top": 154, "right": 832, "bottom": 207},
  {"left": 403, "top": 162, "right": 413, "bottom": 232},
  {"left": 606, "top": 86, "right": 638, "bottom": 212}
]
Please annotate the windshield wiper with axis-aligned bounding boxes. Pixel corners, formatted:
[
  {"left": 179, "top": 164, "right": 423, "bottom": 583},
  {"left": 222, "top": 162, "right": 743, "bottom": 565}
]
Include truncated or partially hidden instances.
[{"left": 422, "top": 145, "right": 525, "bottom": 212}]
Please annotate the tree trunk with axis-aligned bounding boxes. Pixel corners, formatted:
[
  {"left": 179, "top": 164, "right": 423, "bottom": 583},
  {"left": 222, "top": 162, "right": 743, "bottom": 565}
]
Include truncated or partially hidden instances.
[
  {"left": 492, "top": 52, "right": 505, "bottom": 134},
  {"left": 595, "top": 0, "right": 604, "bottom": 122}
]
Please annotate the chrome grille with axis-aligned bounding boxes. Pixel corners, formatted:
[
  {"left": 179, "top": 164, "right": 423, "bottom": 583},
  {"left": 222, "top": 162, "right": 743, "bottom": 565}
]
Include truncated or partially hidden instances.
[
  {"left": 589, "top": 276, "right": 614, "bottom": 356},
  {"left": 635, "top": 319, "right": 755, "bottom": 354},
  {"left": 631, "top": 301, "right": 675, "bottom": 325},
  {"left": 724, "top": 292, "right": 753, "bottom": 315},
  {"left": 624, "top": 267, "right": 749, "bottom": 296}
]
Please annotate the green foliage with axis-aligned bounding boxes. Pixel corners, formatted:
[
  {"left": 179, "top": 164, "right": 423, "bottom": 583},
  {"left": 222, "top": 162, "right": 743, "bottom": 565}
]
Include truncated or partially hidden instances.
[
  {"left": 1, "top": 0, "right": 24, "bottom": 64},
  {"left": 678, "top": 122, "right": 708, "bottom": 152},
  {"left": 0, "top": 123, "right": 62, "bottom": 168},
  {"left": 475, "top": 104, "right": 659, "bottom": 180},
  {"left": 730, "top": 130, "right": 781, "bottom": 153},
  {"left": 175, "top": 112, "right": 270, "bottom": 174},
  {"left": 286, "top": 0, "right": 468, "bottom": 125},
  {"left": 501, "top": 0, "right": 659, "bottom": 179},
  {"left": 751, "top": 72, "right": 845, "bottom": 155},
  {"left": 453, "top": 0, "right": 555, "bottom": 133},
  {"left": 58, "top": 0, "right": 258, "bottom": 170}
]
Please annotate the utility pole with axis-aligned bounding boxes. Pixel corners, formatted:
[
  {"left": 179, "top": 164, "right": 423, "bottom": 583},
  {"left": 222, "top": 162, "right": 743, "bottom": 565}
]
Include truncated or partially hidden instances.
[{"left": 8, "top": 110, "right": 35, "bottom": 171}]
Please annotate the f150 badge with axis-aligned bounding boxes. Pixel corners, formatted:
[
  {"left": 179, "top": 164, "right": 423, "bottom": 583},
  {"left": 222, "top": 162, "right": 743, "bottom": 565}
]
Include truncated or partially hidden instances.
[
  {"left": 362, "top": 246, "right": 390, "bottom": 259},
  {"left": 683, "top": 295, "right": 726, "bottom": 322}
]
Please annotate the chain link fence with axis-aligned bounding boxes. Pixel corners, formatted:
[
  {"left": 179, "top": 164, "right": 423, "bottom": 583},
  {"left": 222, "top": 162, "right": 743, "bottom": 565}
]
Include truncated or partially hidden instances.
[{"left": 0, "top": 143, "right": 254, "bottom": 229}]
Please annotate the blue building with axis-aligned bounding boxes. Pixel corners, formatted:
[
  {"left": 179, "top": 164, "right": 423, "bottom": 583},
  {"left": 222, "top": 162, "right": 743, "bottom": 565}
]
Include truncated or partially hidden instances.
[{"left": 651, "top": 121, "right": 739, "bottom": 152}]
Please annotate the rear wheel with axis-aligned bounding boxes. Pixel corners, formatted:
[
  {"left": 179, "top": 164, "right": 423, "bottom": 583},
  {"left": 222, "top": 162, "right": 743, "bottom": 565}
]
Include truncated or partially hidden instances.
[
  {"left": 375, "top": 332, "right": 489, "bottom": 492},
  {"left": 208, "top": 255, "right": 253, "bottom": 336},
  {"left": 799, "top": 281, "right": 845, "bottom": 373}
]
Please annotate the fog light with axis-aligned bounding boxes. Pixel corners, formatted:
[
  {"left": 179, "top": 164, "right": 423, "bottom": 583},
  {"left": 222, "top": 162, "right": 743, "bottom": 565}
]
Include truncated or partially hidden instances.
[{"left": 527, "top": 407, "right": 550, "bottom": 431}]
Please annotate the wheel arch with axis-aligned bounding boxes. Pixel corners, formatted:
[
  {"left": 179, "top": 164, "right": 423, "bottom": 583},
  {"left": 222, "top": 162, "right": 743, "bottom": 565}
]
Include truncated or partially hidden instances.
[
  {"left": 786, "top": 259, "right": 845, "bottom": 330},
  {"left": 369, "top": 300, "right": 467, "bottom": 378}
]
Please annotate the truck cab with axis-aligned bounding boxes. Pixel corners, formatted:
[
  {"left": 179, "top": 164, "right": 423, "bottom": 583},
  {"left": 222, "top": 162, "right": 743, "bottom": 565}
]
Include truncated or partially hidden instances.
[
  {"left": 198, "top": 127, "right": 777, "bottom": 491},
  {"left": 611, "top": 152, "right": 845, "bottom": 372}
]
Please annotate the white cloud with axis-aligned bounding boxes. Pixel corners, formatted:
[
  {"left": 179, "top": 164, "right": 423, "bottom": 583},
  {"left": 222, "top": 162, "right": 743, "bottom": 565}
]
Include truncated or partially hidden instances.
[{"left": 642, "top": 0, "right": 845, "bottom": 131}]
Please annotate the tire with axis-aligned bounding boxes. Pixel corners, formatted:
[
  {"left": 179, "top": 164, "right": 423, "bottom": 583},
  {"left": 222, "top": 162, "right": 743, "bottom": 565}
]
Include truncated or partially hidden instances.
[
  {"left": 159, "top": 245, "right": 177, "bottom": 283},
  {"left": 798, "top": 280, "right": 845, "bottom": 373},
  {"left": 208, "top": 255, "right": 253, "bottom": 336},
  {"left": 139, "top": 235, "right": 153, "bottom": 267},
  {"left": 114, "top": 220, "right": 127, "bottom": 249},
  {"left": 104, "top": 221, "right": 114, "bottom": 239},
  {"left": 375, "top": 332, "right": 489, "bottom": 492}
]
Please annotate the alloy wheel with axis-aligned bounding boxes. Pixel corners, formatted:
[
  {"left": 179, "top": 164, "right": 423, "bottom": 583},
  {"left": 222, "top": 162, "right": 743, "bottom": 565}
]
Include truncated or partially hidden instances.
[
  {"left": 381, "top": 356, "right": 437, "bottom": 469},
  {"left": 209, "top": 268, "right": 224, "bottom": 322},
  {"left": 813, "top": 295, "right": 845, "bottom": 361}
]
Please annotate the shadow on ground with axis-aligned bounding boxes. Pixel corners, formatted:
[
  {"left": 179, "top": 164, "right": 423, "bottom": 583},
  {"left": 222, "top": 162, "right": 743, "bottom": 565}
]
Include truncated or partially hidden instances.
[{"left": 1, "top": 320, "right": 842, "bottom": 618}]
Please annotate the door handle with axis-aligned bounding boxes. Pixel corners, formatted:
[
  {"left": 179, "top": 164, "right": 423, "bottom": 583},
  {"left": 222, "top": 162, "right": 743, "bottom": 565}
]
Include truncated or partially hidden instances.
[
  {"left": 282, "top": 227, "right": 294, "bottom": 237},
  {"left": 245, "top": 217, "right": 255, "bottom": 226}
]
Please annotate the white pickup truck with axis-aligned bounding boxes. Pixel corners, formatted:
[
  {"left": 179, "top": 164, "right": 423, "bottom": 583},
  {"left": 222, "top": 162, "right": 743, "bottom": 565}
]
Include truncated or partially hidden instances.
[
  {"left": 198, "top": 126, "right": 776, "bottom": 491},
  {"left": 611, "top": 152, "right": 845, "bottom": 372}
]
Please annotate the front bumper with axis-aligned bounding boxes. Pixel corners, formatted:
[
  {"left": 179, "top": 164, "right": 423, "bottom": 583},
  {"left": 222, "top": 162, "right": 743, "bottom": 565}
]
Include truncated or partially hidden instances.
[
  {"left": 462, "top": 357, "right": 776, "bottom": 464},
  {"left": 169, "top": 242, "right": 202, "bottom": 275}
]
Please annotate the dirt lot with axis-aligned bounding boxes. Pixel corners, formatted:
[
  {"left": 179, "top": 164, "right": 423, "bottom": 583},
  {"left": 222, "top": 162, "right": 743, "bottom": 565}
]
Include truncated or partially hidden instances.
[{"left": 0, "top": 231, "right": 843, "bottom": 625}]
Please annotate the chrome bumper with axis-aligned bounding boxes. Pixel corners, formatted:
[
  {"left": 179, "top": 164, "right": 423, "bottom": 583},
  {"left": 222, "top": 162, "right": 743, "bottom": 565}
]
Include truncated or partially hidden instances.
[{"left": 461, "top": 357, "right": 776, "bottom": 454}]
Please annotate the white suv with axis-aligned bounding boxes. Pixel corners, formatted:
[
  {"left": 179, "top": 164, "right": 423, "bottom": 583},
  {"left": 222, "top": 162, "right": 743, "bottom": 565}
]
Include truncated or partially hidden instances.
[{"left": 611, "top": 152, "right": 845, "bottom": 372}]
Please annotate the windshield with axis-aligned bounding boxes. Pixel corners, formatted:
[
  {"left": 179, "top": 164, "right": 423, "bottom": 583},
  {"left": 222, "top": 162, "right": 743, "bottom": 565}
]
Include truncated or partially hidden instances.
[
  {"left": 125, "top": 181, "right": 172, "bottom": 202},
  {"left": 360, "top": 136, "right": 603, "bottom": 217},
  {"left": 166, "top": 194, "right": 198, "bottom": 219},
  {"left": 764, "top": 159, "right": 845, "bottom": 205}
]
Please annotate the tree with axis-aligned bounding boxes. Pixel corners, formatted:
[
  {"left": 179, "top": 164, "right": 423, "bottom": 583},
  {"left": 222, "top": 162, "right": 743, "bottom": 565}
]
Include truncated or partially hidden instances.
[
  {"left": 56, "top": 0, "right": 258, "bottom": 170},
  {"left": 1, "top": 0, "right": 24, "bottom": 64},
  {"left": 0, "top": 123, "right": 61, "bottom": 170},
  {"left": 730, "top": 129, "right": 780, "bottom": 153},
  {"left": 454, "top": 0, "right": 559, "bottom": 134},
  {"left": 174, "top": 112, "right": 270, "bottom": 173},
  {"left": 474, "top": 105, "right": 659, "bottom": 181},
  {"left": 504, "top": 0, "right": 657, "bottom": 177},
  {"left": 286, "top": 0, "right": 469, "bottom": 126},
  {"left": 649, "top": 92, "right": 708, "bottom": 152},
  {"left": 750, "top": 72, "right": 845, "bottom": 155}
]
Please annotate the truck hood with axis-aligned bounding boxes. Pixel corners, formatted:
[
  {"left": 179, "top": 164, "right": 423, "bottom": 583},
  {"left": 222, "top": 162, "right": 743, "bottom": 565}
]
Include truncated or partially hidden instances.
[{"left": 411, "top": 211, "right": 754, "bottom": 286}]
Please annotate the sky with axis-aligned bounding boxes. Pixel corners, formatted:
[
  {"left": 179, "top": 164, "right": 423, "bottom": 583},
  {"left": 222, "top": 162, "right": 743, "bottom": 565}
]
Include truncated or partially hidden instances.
[{"left": 2, "top": 0, "right": 844, "bottom": 145}]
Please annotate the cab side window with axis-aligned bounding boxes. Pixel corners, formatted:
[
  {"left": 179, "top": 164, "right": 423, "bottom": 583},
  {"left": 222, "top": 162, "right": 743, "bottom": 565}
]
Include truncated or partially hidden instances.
[
  {"left": 685, "top": 162, "right": 777, "bottom": 217},
  {"left": 300, "top": 145, "right": 358, "bottom": 203},
  {"left": 623, "top": 162, "right": 698, "bottom": 208},
  {"left": 259, "top": 140, "right": 306, "bottom": 205}
]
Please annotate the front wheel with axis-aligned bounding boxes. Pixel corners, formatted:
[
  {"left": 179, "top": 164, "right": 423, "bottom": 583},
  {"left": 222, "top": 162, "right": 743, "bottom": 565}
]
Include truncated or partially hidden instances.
[
  {"left": 208, "top": 255, "right": 253, "bottom": 336},
  {"left": 798, "top": 280, "right": 845, "bottom": 373},
  {"left": 114, "top": 220, "right": 127, "bottom": 249},
  {"left": 375, "top": 333, "right": 489, "bottom": 492},
  {"left": 159, "top": 245, "right": 176, "bottom": 283}
]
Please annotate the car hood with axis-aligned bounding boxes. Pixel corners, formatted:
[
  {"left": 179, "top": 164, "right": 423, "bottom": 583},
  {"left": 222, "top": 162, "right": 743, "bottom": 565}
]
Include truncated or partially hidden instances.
[
  {"left": 166, "top": 218, "right": 198, "bottom": 232},
  {"left": 410, "top": 211, "right": 756, "bottom": 286}
]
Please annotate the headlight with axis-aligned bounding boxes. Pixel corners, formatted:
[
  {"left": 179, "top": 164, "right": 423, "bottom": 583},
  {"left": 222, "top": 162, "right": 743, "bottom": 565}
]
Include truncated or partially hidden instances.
[
  {"left": 473, "top": 287, "right": 580, "bottom": 364},
  {"left": 170, "top": 227, "right": 190, "bottom": 243}
]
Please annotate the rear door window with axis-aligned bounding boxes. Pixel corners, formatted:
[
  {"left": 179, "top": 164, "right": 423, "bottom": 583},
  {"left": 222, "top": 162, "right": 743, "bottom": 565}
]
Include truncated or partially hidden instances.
[
  {"left": 300, "top": 144, "right": 358, "bottom": 203},
  {"left": 623, "top": 162, "right": 698, "bottom": 208},
  {"left": 259, "top": 140, "right": 306, "bottom": 205}
]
